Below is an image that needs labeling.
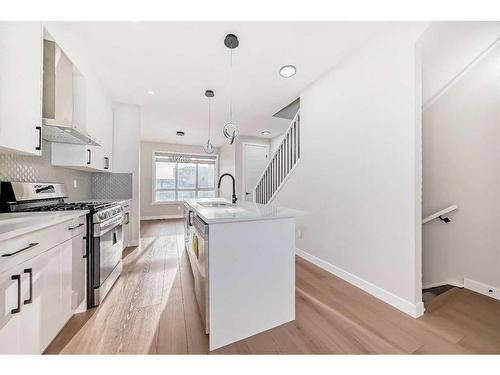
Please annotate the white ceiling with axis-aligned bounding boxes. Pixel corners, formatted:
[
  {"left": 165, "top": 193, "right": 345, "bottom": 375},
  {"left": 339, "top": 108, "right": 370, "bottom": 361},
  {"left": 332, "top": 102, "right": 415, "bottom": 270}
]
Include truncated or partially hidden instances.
[{"left": 49, "top": 22, "right": 396, "bottom": 146}]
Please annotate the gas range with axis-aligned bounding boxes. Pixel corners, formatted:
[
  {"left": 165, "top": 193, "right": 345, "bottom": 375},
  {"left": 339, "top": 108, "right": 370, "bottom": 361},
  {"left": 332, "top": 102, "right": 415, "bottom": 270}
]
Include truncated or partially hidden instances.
[{"left": 0, "top": 181, "right": 124, "bottom": 309}]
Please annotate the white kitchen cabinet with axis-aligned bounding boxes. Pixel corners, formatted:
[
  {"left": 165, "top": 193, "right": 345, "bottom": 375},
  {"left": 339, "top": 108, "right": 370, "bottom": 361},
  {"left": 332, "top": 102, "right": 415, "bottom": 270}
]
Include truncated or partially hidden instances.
[
  {"left": 0, "top": 215, "right": 85, "bottom": 354},
  {"left": 85, "top": 78, "right": 113, "bottom": 172},
  {"left": 0, "top": 265, "right": 22, "bottom": 354},
  {"left": 18, "top": 252, "right": 45, "bottom": 354},
  {"left": 49, "top": 93, "right": 113, "bottom": 172},
  {"left": 0, "top": 246, "right": 56, "bottom": 354},
  {"left": 51, "top": 143, "right": 107, "bottom": 172},
  {"left": 40, "top": 240, "right": 73, "bottom": 350},
  {"left": 0, "top": 22, "right": 43, "bottom": 156}
]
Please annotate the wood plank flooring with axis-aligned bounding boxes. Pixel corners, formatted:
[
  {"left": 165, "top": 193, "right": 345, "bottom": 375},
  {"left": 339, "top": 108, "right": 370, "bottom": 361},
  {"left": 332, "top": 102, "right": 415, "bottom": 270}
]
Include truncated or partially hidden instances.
[{"left": 45, "top": 219, "right": 500, "bottom": 354}]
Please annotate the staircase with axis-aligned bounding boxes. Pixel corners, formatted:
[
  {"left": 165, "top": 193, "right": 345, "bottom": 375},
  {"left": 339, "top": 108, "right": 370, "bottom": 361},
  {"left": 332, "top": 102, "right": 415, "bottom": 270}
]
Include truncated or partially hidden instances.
[{"left": 254, "top": 110, "right": 301, "bottom": 204}]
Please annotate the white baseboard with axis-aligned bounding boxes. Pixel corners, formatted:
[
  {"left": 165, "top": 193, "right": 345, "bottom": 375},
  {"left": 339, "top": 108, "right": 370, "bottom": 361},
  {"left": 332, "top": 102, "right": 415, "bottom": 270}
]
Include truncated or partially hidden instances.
[
  {"left": 423, "top": 280, "right": 463, "bottom": 290},
  {"left": 296, "top": 248, "right": 424, "bottom": 318},
  {"left": 464, "top": 278, "right": 500, "bottom": 301},
  {"left": 140, "top": 214, "right": 183, "bottom": 221},
  {"left": 422, "top": 281, "right": 448, "bottom": 289}
]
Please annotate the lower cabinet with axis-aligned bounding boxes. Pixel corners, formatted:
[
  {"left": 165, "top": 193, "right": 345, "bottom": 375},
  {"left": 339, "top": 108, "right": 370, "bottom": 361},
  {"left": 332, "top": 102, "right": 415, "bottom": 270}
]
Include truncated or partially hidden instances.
[{"left": 0, "top": 238, "right": 74, "bottom": 354}]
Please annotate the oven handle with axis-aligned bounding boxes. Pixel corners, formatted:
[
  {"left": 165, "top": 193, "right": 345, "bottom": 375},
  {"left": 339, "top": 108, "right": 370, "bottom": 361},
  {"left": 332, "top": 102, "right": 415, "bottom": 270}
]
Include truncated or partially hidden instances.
[{"left": 94, "top": 215, "right": 123, "bottom": 237}]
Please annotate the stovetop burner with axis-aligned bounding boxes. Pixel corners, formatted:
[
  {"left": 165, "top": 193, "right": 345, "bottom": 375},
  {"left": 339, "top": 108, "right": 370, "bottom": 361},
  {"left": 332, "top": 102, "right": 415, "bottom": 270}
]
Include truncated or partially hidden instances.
[{"left": 17, "top": 201, "right": 116, "bottom": 212}]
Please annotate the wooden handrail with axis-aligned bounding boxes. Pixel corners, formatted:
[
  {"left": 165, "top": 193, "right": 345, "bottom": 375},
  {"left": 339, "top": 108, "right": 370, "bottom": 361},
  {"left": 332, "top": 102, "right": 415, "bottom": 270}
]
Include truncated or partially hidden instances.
[{"left": 422, "top": 205, "right": 458, "bottom": 224}]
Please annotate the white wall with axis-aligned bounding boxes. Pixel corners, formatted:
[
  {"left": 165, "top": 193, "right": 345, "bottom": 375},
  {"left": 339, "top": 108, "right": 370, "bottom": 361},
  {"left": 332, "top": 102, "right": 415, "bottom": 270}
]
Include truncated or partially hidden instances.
[
  {"left": 140, "top": 141, "right": 219, "bottom": 219},
  {"left": 113, "top": 104, "right": 141, "bottom": 246},
  {"left": 421, "top": 22, "right": 500, "bottom": 106},
  {"left": 272, "top": 23, "right": 427, "bottom": 317},
  {"left": 422, "top": 24, "right": 500, "bottom": 290}
]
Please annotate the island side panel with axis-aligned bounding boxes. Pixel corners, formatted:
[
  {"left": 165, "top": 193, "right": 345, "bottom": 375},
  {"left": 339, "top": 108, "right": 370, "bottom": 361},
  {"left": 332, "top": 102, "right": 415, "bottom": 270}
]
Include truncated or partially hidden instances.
[{"left": 208, "top": 217, "right": 296, "bottom": 351}]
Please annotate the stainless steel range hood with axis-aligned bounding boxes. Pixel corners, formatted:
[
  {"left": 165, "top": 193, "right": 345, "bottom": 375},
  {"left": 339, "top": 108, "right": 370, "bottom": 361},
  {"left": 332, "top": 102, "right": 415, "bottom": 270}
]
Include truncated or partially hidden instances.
[{"left": 42, "top": 40, "right": 100, "bottom": 146}]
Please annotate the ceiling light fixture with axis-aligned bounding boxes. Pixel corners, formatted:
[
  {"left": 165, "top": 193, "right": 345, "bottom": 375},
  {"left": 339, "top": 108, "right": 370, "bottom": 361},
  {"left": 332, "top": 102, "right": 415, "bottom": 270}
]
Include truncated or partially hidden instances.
[
  {"left": 147, "top": 89, "right": 155, "bottom": 96},
  {"left": 176, "top": 131, "right": 185, "bottom": 137},
  {"left": 204, "top": 90, "right": 215, "bottom": 154},
  {"left": 222, "top": 34, "right": 240, "bottom": 145},
  {"left": 279, "top": 65, "right": 296, "bottom": 78},
  {"left": 261, "top": 130, "right": 271, "bottom": 136}
]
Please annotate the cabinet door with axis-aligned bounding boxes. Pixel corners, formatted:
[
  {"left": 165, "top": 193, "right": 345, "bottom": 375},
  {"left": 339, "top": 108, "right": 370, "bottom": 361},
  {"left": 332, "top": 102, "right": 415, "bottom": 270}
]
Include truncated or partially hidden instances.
[
  {"left": 18, "top": 253, "right": 46, "bottom": 354},
  {"left": 39, "top": 245, "right": 61, "bottom": 350},
  {"left": 50, "top": 143, "right": 105, "bottom": 172},
  {"left": 86, "top": 79, "right": 113, "bottom": 172},
  {"left": 0, "top": 267, "right": 22, "bottom": 354},
  {"left": 0, "top": 22, "right": 42, "bottom": 155}
]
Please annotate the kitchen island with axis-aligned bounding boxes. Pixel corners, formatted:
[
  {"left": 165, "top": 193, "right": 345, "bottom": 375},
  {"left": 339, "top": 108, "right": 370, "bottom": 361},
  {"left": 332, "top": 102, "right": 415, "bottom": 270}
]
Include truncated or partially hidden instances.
[{"left": 184, "top": 198, "right": 301, "bottom": 351}]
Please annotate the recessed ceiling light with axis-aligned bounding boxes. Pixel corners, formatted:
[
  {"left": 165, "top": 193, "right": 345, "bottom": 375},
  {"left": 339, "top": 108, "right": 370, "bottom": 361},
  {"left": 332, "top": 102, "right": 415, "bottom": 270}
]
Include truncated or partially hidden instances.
[
  {"left": 176, "top": 131, "right": 185, "bottom": 137},
  {"left": 261, "top": 130, "right": 271, "bottom": 135},
  {"left": 279, "top": 65, "right": 296, "bottom": 78},
  {"left": 147, "top": 89, "right": 155, "bottom": 96}
]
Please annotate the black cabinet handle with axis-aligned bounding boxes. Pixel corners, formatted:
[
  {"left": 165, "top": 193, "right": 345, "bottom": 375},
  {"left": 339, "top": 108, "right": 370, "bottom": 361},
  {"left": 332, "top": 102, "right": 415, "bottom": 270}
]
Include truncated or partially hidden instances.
[
  {"left": 104, "top": 157, "right": 109, "bottom": 170},
  {"left": 125, "top": 212, "right": 130, "bottom": 225},
  {"left": 23, "top": 268, "right": 32, "bottom": 305},
  {"left": 87, "top": 149, "right": 92, "bottom": 165},
  {"left": 68, "top": 223, "right": 84, "bottom": 230},
  {"left": 11, "top": 274, "right": 21, "bottom": 314},
  {"left": 188, "top": 211, "right": 193, "bottom": 226},
  {"left": 1, "top": 242, "right": 39, "bottom": 257},
  {"left": 35, "top": 126, "right": 42, "bottom": 151}
]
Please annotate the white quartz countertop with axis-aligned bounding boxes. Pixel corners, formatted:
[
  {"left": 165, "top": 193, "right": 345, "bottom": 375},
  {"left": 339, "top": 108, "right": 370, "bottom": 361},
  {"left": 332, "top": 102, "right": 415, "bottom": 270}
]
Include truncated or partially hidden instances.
[
  {"left": 184, "top": 198, "right": 303, "bottom": 224},
  {"left": 79, "top": 199, "right": 131, "bottom": 205},
  {"left": 0, "top": 211, "right": 89, "bottom": 242}
]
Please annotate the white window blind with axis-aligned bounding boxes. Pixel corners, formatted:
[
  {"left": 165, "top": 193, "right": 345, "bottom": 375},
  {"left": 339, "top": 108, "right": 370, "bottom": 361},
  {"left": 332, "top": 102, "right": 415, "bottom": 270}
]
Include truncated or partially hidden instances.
[{"left": 153, "top": 152, "right": 218, "bottom": 203}]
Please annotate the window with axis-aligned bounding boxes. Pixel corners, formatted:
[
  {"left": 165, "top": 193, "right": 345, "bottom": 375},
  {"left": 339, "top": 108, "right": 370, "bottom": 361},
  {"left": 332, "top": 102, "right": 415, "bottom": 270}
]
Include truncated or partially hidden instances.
[{"left": 153, "top": 152, "right": 218, "bottom": 203}]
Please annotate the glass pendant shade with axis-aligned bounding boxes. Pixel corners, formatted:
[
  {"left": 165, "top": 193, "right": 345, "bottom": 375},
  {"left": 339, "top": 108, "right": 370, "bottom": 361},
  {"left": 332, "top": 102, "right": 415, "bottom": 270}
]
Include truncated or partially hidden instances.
[
  {"left": 204, "top": 139, "right": 215, "bottom": 154},
  {"left": 204, "top": 90, "right": 215, "bottom": 154},
  {"left": 223, "top": 122, "right": 239, "bottom": 144}
]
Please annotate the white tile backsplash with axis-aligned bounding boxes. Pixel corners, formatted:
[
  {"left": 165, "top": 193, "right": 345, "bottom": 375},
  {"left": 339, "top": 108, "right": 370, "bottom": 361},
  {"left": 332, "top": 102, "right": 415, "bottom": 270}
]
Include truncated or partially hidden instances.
[{"left": 0, "top": 141, "right": 92, "bottom": 202}]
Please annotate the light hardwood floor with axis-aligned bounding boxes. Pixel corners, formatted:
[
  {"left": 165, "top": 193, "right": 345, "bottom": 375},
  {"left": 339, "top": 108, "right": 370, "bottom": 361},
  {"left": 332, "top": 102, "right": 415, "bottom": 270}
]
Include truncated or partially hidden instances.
[{"left": 45, "top": 219, "right": 500, "bottom": 354}]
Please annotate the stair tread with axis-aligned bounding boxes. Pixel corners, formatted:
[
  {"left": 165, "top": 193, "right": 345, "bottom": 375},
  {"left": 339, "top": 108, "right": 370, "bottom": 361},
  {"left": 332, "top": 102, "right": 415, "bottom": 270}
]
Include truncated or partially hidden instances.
[{"left": 424, "top": 287, "right": 461, "bottom": 313}]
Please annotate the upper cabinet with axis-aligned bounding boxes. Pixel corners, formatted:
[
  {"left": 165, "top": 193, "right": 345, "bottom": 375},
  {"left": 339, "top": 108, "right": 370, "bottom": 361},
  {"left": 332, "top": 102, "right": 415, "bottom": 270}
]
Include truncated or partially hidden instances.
[
  {"left": 42, "top": 26, "right": 113, "bottom": 173},
  {"left": 85, "top": 78, "right": 114, "bottom": 172},
  {"left": 0, "top": 22, "right": 114, "bottom": 172},
  {"left": 0, "top": 22, "right": 43, "bottom": 156}
]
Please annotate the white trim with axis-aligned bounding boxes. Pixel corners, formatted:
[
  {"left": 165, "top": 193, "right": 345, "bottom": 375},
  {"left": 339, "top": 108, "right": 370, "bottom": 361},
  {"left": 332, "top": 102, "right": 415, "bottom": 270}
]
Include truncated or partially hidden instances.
[
  {"left": 422, "top": 280, "right": 464, "bottom": 290},
  {"left": 151, "top": 149, "right": 219, "bottom": 205},
  {"left": 464, "top": 278, "right": 500, "bottom": 301},
  {"left": 422, "top": 281, "right": 449, "bottom": 290},
  {"left": 242, "top": 142, "right": 270, "bottom": 201},
  {"left": 140, "top": 214, "right": 183, "bottom": 221},
  {"left": 422, "top": 204, "right": 458, "bottom": 224},
  {"left": 295, "top": 248, "right": 425, "bottom": 318}
]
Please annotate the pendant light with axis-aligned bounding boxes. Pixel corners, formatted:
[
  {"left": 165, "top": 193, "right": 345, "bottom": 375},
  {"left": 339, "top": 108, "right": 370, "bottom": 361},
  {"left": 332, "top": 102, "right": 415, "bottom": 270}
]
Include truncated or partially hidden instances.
[
  {"left": 223, "top": 34, "right": 240, "bottom": 144},
  {"left": 204, "top": 89, "right": 215, "bottom": 154}
]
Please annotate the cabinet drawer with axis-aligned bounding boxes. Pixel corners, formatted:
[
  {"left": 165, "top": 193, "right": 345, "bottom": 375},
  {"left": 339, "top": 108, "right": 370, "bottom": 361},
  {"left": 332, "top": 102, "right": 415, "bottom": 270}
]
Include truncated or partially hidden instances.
[{"left": 0, "top": 216, "right": 85, "bottom": 274}]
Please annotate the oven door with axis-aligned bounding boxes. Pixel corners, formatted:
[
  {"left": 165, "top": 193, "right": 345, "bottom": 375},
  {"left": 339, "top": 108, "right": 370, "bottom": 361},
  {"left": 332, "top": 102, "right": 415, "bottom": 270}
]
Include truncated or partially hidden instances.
[{"left": 93, "top": 214, "right": 123, "bottom": 288}]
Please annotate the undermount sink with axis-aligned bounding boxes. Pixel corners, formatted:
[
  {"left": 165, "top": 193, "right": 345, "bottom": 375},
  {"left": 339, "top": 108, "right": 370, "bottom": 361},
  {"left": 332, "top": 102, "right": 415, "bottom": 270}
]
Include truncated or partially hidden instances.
[{"left": 197, "top": 201, "right": 234, "bottom": 208}]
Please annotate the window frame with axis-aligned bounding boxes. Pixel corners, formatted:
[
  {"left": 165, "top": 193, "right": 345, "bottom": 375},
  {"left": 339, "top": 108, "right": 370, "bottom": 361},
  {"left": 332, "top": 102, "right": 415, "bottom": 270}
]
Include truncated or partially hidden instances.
[{"left": 151, "top": 150, "right": 219, "bottom": 205}]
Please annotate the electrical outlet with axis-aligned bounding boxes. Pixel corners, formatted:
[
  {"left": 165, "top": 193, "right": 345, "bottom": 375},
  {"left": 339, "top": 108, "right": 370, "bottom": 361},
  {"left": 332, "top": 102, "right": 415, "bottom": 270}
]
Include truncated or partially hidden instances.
[{"left": 73, "top": 179, "right": 78, "bottom": 188}]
